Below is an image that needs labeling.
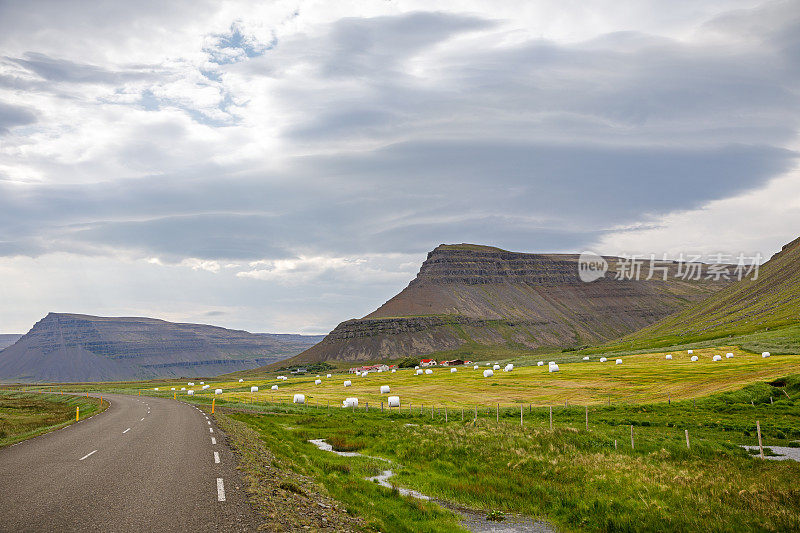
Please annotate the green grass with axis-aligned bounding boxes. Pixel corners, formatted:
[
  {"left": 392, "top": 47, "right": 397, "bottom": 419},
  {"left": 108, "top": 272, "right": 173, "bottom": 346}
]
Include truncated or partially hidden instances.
[
  {"left": 0, "top": 391, "right": 106, "bottom": 447},
  {"left": 222, "top": 374, "right": 800, "bottom": 532}
]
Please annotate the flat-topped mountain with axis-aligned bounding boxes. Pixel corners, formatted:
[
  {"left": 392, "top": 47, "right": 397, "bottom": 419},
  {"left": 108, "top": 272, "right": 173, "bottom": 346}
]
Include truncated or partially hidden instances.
[
  {"left": 280, "top": 243, "right": 731, "bottom": 365},
  {"left": 0, "top": 313, "right": 323, "bottom": 382}
]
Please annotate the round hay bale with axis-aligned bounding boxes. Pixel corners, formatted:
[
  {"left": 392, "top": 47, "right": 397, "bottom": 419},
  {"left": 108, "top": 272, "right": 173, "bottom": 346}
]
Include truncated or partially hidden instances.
[
  {"left": 271, "top": 385, "right": 278, "bottom": 390},
  {"left": 250, "top": 386, "right": 258, "bottom": 392},
  {"left": 188, "top": 382, "right": 194, "bottom": 386},
  {"left": 238, "top": 379, "right": 244, "bottom": 383},
  {"left": 762, "top": 352, "right": 771, "bottom": 358},
  {"left": 493, "top": 364, "right": 501, "bottom": 370},
  {"left": 665, "top": 354, "right": 672, "bottom": 360},
  {"left": 691, "top": 355, "right": 699, "bottom": 362},
  {"left": 391, "top": 369, "right": 397, "bottom": 373},
  {"left": 380, "top": 385, "right": 390, "bottom": 394},
  {"left": 315, "top": 379, "right": 322, "bottom": 385},
  {"left": 344, "top": 380, "right": 352, "bottom": 387},
  {"left": 548, "top": 363, "right": 560, "bottom": 372},
  {"left": 200, "top": 382, "right": 204, "bottom": 385},
  {"left": 504, "top": 364, "right": 513, "bottom": 372},
  {"left": 415, "top": 369, "right": 423, "bottom": 375},
  {"left": 388, "top": 396, "right": 400, "bottom": 407},
  {"left": 600, "top": 357, "right": 607, "bottom": 363},
  {"left": 180, "top": 387, "right": 185, "bottom": 391},
  {"left": 425, "top": 369, "right": 433, "bottom": 375},
  {"left": 154, "top": 387, "right": 159, "bottom": 391},
  {"left": 537, "top": 361, "right": 544, "bottom": 366},
  {"left": 726, "top": 353, "right": 734, "bottom": 358},
  {"left": 688, "top": 349, "right": 693, "bottom": 354},
  {"left": 171, "top": 388, "right": 175, "bottom": 391},
  {"left": 713, "top": 354, "right": 722, "bottom": 361},
  {"left": 473, "top": 365, "right": 479, "bottom": 369},
  {"left": 327, "top": 373, "right": 332, "bottom": 378},
  {"left": 293, "top": 394, "right": 305, "bottom": 404},
  {"left": 615, "top": 359, "right": 622, "bottom": 365},
  {"left": 582, "top": 356, "right": 590, "bottom": 361},
  {"left": 187, "top": 390, "right": 194, "bottom": 395},
  {"left": 483, "top": 369, "right": 494, "bottom": 378},
  {"left": 214, "top": 389, "right": 222, "bottom": 394},
  {"left": 451, "top": 367, "right": 457, "bottom": 373},
  {"left": 414, "top": 366, "right": 419, "bottom": 369},
  {"left": 343, "top": 397, "right": 358, "bottom": 408}
]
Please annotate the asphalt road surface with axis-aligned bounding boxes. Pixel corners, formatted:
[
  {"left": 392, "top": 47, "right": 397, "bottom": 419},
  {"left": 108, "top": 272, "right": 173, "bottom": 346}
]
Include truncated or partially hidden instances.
[{"left": 0, "top": 393, "right": 260, "bottom": 532}]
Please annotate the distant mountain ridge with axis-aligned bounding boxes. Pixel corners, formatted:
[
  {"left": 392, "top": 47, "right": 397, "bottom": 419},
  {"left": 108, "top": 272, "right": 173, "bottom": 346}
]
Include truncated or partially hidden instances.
[
  {"left": 278, "top": 243, "right": 731, "bottom": 365},
  {"left": 0, "top": 334, "right": 22, "bottom": 350},
  {"left": 0, "top": 313, "right": 323, "bottom": 382}
]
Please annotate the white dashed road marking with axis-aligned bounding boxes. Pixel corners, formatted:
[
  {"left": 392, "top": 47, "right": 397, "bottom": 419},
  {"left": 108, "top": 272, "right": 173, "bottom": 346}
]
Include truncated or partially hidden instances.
[
  {"left": 214, "top": 451, "right": 220, "bottom": 463},
  {"left": 209, "top": 428, "right": 213, "bottom": 433},
  {"left": 216, "top": 478, "right": 226, "bottom": 502},
  {"left": 140, "top": 417, "right": 145, "bottom": 421},
  {"left": 123, "top": 428, "right": 130, "bottom": 434},
  {"left": 207, "top": 421, "right": 211, "bottom": 425},
  {"left": 211, "top": 437, "right": 216, "bottom": 445},
  {"left": 79, "top": 450, "right": 97, "bottom": 461}
]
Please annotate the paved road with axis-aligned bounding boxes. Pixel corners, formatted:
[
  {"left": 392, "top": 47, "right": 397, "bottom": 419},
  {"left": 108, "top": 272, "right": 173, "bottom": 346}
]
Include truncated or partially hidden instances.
[{"left": 0, "top": 394, "right": 259, "bottom": 532}]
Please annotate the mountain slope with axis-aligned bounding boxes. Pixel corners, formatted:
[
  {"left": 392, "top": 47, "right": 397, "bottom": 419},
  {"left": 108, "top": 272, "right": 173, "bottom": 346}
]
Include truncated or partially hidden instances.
[
  {"left": 0, "top": 313, "right": 323, "bottom": 382},
  {"left": 282, "top": 244, "right": 730, "bottom": 365},
  {"left": 605, "top": 236, "right": 800, "bottom": 350}
]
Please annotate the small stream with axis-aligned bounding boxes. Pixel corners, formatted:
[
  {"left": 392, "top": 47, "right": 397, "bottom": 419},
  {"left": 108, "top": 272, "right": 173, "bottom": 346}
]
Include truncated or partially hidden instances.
[{"left": 308, "top": 438, "right": 554, "bottom": 533}]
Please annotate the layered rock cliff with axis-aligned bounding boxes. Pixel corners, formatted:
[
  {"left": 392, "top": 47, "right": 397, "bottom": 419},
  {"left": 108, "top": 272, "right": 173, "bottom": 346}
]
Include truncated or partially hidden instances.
[
  {"left": 0, "top": 313, "right": 323, "bottom": 382},
  {"left": 284, "top": 244, "right": 731, "bottom": 364}
]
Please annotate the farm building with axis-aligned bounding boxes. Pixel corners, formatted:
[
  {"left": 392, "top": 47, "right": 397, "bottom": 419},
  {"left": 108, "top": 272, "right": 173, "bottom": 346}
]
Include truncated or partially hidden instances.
[
  {"left": 420, "top": 359, "right": 437, "bottom": 367},
  {"left": 440, "top": 359, "right": 465, "bottom": 366}
]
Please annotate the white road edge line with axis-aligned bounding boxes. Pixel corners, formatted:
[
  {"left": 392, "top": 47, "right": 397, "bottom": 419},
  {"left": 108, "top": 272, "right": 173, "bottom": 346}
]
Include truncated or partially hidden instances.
[
  {"left": 211, "top": 437, "right": 216, "bottom": 445},
  {"left": 140, "top": 417, "right": 145, "bottom": 421},
  {"left": 79, "top": 450, "right": 98, "bottom": 461},
  {"left": 123, "top": 428, "right": 131, "bottom": 434},
  {"left": 214, "top": 451, "right": 220, "bottom": 463},
  {"left": 209, "top": 428, "right": 213, "bottom": 433},
  {"left": 216, "top": 478, "right": 226, "bottom": 502}
]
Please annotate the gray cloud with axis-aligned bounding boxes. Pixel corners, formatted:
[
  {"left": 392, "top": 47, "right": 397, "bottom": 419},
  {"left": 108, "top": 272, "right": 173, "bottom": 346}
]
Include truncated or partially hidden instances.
[{"left": 0, "top": 101, "right": 36, "bottom": 134}]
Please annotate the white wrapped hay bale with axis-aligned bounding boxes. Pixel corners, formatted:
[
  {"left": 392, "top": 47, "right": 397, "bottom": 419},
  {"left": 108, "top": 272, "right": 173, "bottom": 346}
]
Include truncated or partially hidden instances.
[
  {"left": 188, "top": 390, "right": 194, "bottom": 395},
  {"left": 271, "top": 385, "right": 278, "bottom": 390},
  {"left": 380, "top": 385, "right": 390, "bottom": 394},
  {"left": 548, "top": 363, "right": 560, "bottom": 372},
  {"left": 713, "top": 354, "right": 722, "bottom": 361},
  {"left": 154, "top": 387, "right": 159, "bottom": 391},
  {"left": 473, "top": 365, "right": 479, "bottom": 370},
  {"left": 355, "top": 371, "right": 361, "bottom": 376},
  {"left": 665, "top": 354, "right": 672, "bottom": 360},
  {"left": 200, "top": 382, "right": 204, "bottom": 385},
  {"left": 425, "top": 369, "right": 433, "bottom": 375},
  {"left": 762, "top": 352, "right": 771, "bottom": 358},
  {"left": 203, "top": 385, "right": 210, "bottom": 389},
  {"left": 688, "top": 349, "right": 693, "bottom": 354},
  {"left": 170, "top": 387, "right": 175, "bottom": 391},
  {"left": 342, "top": 397, "right": 358, "bottom": 408},
  {"left": 537, "top": 361, "right": 544, "bottom": 366},
  {"left": 691, "top": 355, "right": 699, "bottom": 362},
  {"left": 414, "top": 366, "right": 419, "bottom": 370},
  {"left": 615, "top": 359, "right": 622, "bottom": 365},
  {"left": 188, "top": 382, "right": 194, "bottom": 386},
  {"left": 415, "top": 369, "right": 423, "bottom": 375},
  {"left": 483, "top": 369, "right": 494, "bottom": 377},
  {"left": 391, "top": 369, "right": 397, "bottom": 373},
  {"left": 293, "top": 394, "right": 305, "bottom": 404},
  {"left": 504, "top": 364, "right": 513, "bottom": 372},
  {"left": 493, "top": 364, "right": 501, "bottom": 370},
  {"left": 600, "top": 357, "right": 607, "bottom": 363},
  {"left": 215, "top": 389, "right": 222, "bottom": 394},
  {"left": 180, "top": 387, "right": 185, "bottom": 391},
  {"left": 327, "top": 374, "right": 332, "bottom": 378},
  {"left": 250, "top": 386, "right": 258, "bottom": 392},
  {"left": 238, "top": 379, "right": 244, "bottom": 383},
  {"left": 582, "top": 356, "right": 590, "bottom": 361},
  {"left": 344, "top": 380, "right": 352, "bottom": 387},
  {"left": 388, "top": 396, "right": 400, "bottom": 407},
  {"left": 451, "top": 367, "right": 457, "bottom": 373},
  {"left": 726, "top": 353, "right": 734, "bottom": 358},
  {"left": 315, "top": 379, "right": 322, "bottom": 385}
]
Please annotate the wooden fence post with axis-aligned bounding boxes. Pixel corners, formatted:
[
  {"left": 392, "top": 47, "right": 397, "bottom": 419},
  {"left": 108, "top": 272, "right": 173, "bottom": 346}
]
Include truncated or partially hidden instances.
[
  {"left": 757, "top": 420, "right": 764, "bottom": 459},
  {"left": 630, "top": 425, "right": 634, "bottom": 450},
  {"left": 685, "top": 429, "right": 690, "bottom": 449},
  {"left": 496, "top": 404, "right": 499, "bottom": 423},
  {"left": 520, "top": 404, "right": 524, "bottom": 428},
  {"left": 549, "top": 406, "right": 553, "bottom": 430},
  {"left": 585, "top": 406, "right": 588, "bottom": 430}
]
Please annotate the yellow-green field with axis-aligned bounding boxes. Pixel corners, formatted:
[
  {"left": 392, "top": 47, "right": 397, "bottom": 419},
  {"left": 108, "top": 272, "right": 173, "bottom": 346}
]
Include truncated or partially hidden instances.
[{"left": 135, "top": 347, "right": 799, "bottom": 408}]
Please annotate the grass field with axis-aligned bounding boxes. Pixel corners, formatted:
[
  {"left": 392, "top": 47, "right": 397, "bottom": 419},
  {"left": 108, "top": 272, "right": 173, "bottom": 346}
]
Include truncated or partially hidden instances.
[
  {"left": 0, "top": 391, "right": 106, "bottom": 447},
  {"left": 75, "top": 346, "right": 799, "bottom": 412}
]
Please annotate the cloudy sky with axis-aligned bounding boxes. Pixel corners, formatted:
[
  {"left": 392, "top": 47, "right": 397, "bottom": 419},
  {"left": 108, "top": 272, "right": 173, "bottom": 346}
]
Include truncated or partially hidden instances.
[{"left": 1, "top": 0, "right": 798, "bottom": 334}]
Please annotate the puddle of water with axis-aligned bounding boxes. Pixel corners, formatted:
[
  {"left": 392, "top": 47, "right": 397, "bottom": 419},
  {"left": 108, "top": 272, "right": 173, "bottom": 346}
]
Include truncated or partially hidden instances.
[
  {"left": 366, "top": 469, "right": 431, "bottom": 500},
  {"left": 308, "top": 438, "right": 363, "bottom": 457}
]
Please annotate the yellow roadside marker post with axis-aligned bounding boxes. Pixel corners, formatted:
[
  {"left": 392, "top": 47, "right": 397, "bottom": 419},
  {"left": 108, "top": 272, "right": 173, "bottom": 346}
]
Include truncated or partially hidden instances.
[
  {"left": 173, "top": 392, "right": 176, "bottom": 400},
  {"left": 212, "top": 398, "right": 215, "bottom": 414},
  {"left": 76, "top": 406, "right": 80, "bottom": 421}
]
